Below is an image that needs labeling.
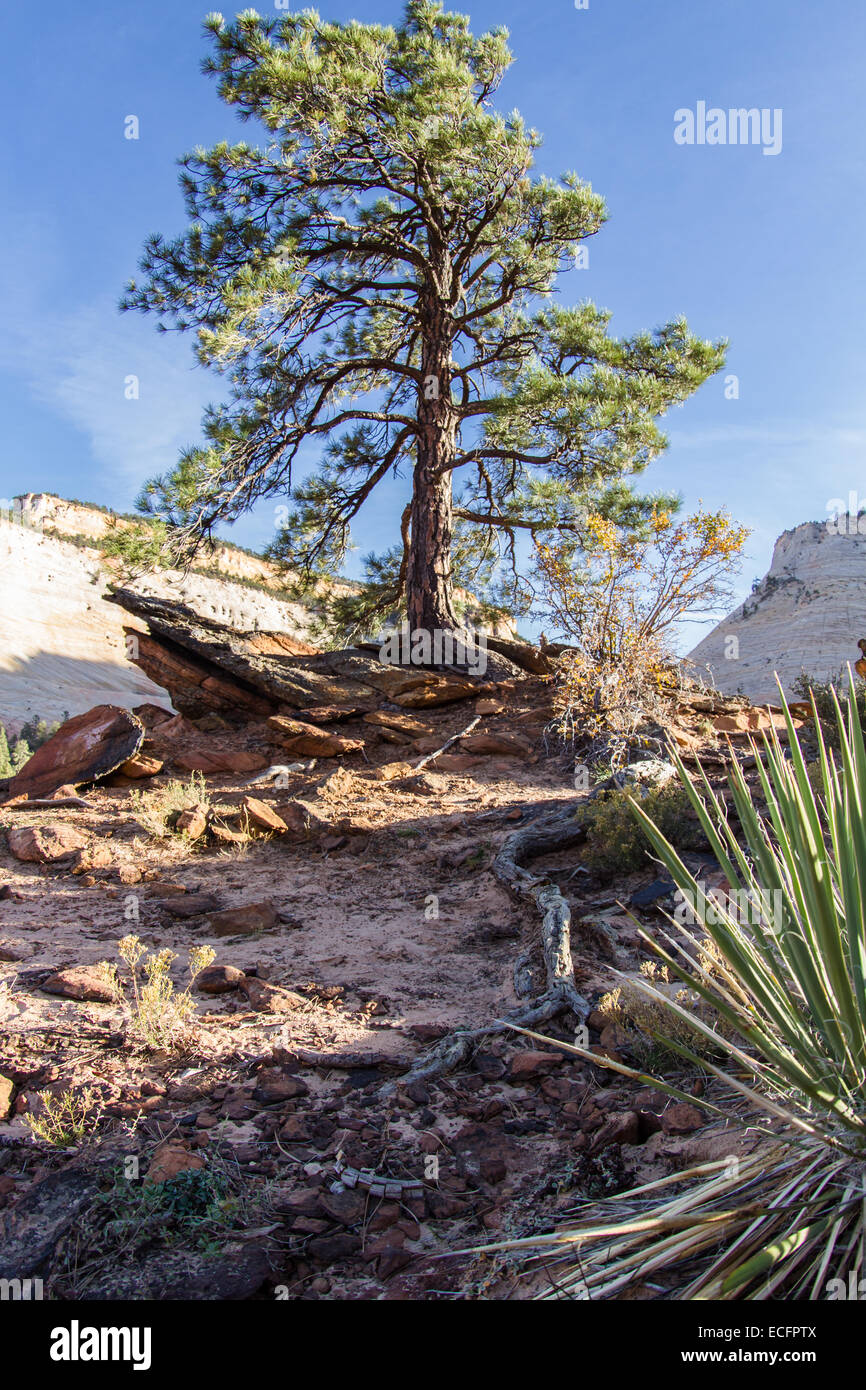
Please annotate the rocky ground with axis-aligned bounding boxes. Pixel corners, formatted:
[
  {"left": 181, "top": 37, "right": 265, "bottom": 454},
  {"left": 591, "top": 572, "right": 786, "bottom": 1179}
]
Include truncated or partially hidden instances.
[{"left": 0, "top": 668, "right": 778, "bottom": 1301}]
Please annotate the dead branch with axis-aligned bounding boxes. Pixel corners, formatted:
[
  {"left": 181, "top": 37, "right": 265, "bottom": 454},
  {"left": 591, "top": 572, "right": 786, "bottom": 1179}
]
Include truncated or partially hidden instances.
[{"left": 412, "top": 715, "right": 480, "bottom": 772}]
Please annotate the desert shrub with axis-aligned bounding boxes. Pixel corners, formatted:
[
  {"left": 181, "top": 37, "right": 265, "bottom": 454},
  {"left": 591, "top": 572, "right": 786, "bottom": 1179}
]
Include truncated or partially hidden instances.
[
  {"left": 108, "top": 937, "right": 215, "bottom": 1050},
  {"left": 581, "top": 783, "right": 706, "bottom": 878},
  {"left": 25, "top": 1086, "right": 101, "bottom": 1148},
  {"left": 598, "top": 958, "right": 728, "bottom": 1068},
  {"left": 536, "top": 507, "right": 748, "bottom": 767},
  {"left": 54, "top": 1163, "right": 241, "bottom": 1296}
]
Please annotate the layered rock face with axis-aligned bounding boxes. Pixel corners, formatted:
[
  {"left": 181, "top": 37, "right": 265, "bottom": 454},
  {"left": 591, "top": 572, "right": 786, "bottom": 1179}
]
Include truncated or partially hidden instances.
[
  {"left": 0, "top": 513, "right": 319, "bottom": 732},
  {"left": 687, "top": 516, "right": 866, "bottom": 704}
]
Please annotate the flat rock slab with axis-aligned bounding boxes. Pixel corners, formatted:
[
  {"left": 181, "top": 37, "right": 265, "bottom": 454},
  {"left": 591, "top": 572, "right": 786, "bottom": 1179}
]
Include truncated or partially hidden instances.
[
  {"left": 3, "top": 704, "right": 144, "bottom": 802},
  {"left": 266, "top": 714, "right": 363, "bottom": 757}
]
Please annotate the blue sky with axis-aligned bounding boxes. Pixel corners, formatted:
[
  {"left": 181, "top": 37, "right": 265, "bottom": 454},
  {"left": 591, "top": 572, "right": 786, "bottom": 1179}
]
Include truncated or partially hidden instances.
[{"left": 1, "top": 0, "right": 864, "bottom": 649}]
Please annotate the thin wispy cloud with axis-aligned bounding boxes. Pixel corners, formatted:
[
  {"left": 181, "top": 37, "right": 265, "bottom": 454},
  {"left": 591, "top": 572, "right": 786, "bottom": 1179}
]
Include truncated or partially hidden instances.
[{"left": 0, "top": 291, "right": 212, "bottom": 492}]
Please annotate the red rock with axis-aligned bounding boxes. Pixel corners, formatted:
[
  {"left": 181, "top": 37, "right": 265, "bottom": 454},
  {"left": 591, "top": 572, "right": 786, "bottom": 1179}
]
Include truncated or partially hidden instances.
[
  {"left": 372, "top": 762, "right": 414, "bottom": 781},
  {"left": 174, "top": 750, "right": 268, "bottom": 775},
  {"left": 508, "top": 1050, "right": 565, "bottom": 1081},
  {"left": 429, "top": 754, "right": 481, "bottom": 773},
  {"left": 600, "top": 1023, "right": 632, "bottom": 1052},
  {"left": 317, "top": 1189, "right": 366, "bottom": 1225},
  {"left": 208, "top": 900, "right": 279, "bottom": 936},
  {"left": 197, "top": 964, "right": 246, "bottom": 994},
  {"left": 475, "top": 698, "right": 505, "bottom": 715},
  {"left": 267, "top": 715, "right": 363, "bottom": 758},
  {"left": 146, "top": 1141, "right": 205, "bottom": 1184},
  {"left": 308, "top": 1232, "right": 362, "bottom": 1262},
  {"left": 120, "top": 753, "right": 164, "bottom": 778},
  {"left": 0, "top": 1075, "right": 14, "bottom": 1120},
  {"left": 272, "top": 800, "right": 329, "bottom": 839},
  {"left": 392, "top": 677, "right": 478, "bottom": 708},
  {"left": 7, "top": 823, "right": 88, "bottom": 864},
  {"left": 239, "top": 796, "right": 288, "bottom": 835},
  {"left": 303, "top": 705, "right": 371, "bottom": 723},
  {"left": 253, "top": 1071, "right": 309, "bottom": 1103},
  {"left": 2, "top": 705, "right": 144, "bottom": 802},
  {"left": 132, "top": 703, "right": 175, "bottom": 729},
  {"left": 461, "top": 732, "right": 532, "bottom": 758},
  {"left": 363, "top": 711, "right": 432, "bottom": 736},
  {"left": 239, "top": 977, "right": 306, "bottom": 1013},
  {"left": 321, "top": 834, "right": 348, "bottom": 851},
  {"left": 377, "top": 1247, "right": 414, "bottom": 1278},
  {"left": 209, "top": 823, "right": 250, "bottom": 846},
  {"left": 660, "top": 1102, "right": 704, "bottom": 1135},
  {"left": 480, "top": 1157, "right": 507, "bottom": 1184},
  {"left": 41, "top": 965, "right": 117, "bottom": 1003},
  {"left": 175, "top": 804, "right": 208, "bottom": 841},
  {"left": 589, "top": 1110, "right": 641, "bottom": 1153}
]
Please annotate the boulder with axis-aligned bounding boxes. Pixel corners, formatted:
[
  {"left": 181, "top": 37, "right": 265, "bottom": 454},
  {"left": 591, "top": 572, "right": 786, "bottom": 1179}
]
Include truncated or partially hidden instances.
[
  {"left": 2, "top": 705, "right": 144, "bottom": 802},
  {"left": 197, "top": 964, "right": 246, "bottom": 995},
  {"left": 119, "top": 753, "right": 164, "bottom": 778},
  {"left": 41, "top": 965, "right": 116, "bottom": 1003},
  {"left": 7, "top": 823, "right": 88, "bottom": 864},
  {"left": 208, "top": 901, "right": 280, "bottom": 937}
]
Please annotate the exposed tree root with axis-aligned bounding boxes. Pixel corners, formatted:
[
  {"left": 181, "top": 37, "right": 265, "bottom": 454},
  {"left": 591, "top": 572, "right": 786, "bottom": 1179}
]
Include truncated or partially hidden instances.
[{"left": 380, "top": 802, "right": 592, "bottom": 1095}]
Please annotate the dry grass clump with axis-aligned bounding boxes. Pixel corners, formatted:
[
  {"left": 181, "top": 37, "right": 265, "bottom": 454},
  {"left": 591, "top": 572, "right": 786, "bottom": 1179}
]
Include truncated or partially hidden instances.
[{"left": 128, "top": 772, "right": 211, "bottom": 839}]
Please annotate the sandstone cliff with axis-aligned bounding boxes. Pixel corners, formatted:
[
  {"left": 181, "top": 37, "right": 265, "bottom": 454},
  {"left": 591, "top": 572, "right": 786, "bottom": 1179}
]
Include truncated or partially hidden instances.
[
  {"left": 687, "top": 516, "right": 866, "bottom": 703},
  {"left": 0, "top": 499, "right": 321, "bottom": 732}
]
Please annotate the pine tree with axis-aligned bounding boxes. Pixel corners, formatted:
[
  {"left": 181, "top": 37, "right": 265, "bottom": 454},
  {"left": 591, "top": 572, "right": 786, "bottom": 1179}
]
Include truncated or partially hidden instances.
[{"left": 123, "top": 2, "right": 725, "bottom": 639}]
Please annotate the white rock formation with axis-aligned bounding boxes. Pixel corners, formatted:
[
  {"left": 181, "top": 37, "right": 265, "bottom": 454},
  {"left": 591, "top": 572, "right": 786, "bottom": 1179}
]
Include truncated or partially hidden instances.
[
  {"left": 0, "top": 508, "right": 319, "bottom": 733},
  {"left": 687, "top": 516, "right": 866, "bottom": 704}
]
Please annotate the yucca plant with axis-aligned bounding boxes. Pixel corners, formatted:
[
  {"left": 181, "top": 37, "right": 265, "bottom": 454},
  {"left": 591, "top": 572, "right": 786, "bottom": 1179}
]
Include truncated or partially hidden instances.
[{"left": 480, "top": 675, "right": 866, "bottom": 1299}]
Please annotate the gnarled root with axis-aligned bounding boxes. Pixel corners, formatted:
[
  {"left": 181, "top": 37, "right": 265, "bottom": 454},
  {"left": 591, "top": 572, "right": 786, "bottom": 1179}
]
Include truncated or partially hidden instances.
[{"left": 381, "top": 802, "right": 591, "bottom": 1096}]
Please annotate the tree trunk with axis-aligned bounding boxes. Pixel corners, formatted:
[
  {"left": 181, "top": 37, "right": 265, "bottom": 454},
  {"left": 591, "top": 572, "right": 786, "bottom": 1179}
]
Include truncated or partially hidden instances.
[
  {"left": 406, "top": 288, "right": 459, "bottom": 635},
  {"left": 406, "top": 463, "right": 458, "bottom": 633}
]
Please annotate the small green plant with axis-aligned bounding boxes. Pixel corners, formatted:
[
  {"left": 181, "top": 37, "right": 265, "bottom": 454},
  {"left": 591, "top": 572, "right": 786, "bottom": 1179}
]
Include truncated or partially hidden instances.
[
  {"left": 581, "top": 783, "right": 705, "bottom": 879},
  {"left": 129, "top": 772, "right": 210, "bottom": 838},
  {"left": 54, "top": 1162, "right": 241, "bottom": 1296},
  {"left": 25, "top": 1086, "right": 101, "bottom": 1148},
  {"left": 115, "top": 936, "right": 215, "bottom": 1049}
]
